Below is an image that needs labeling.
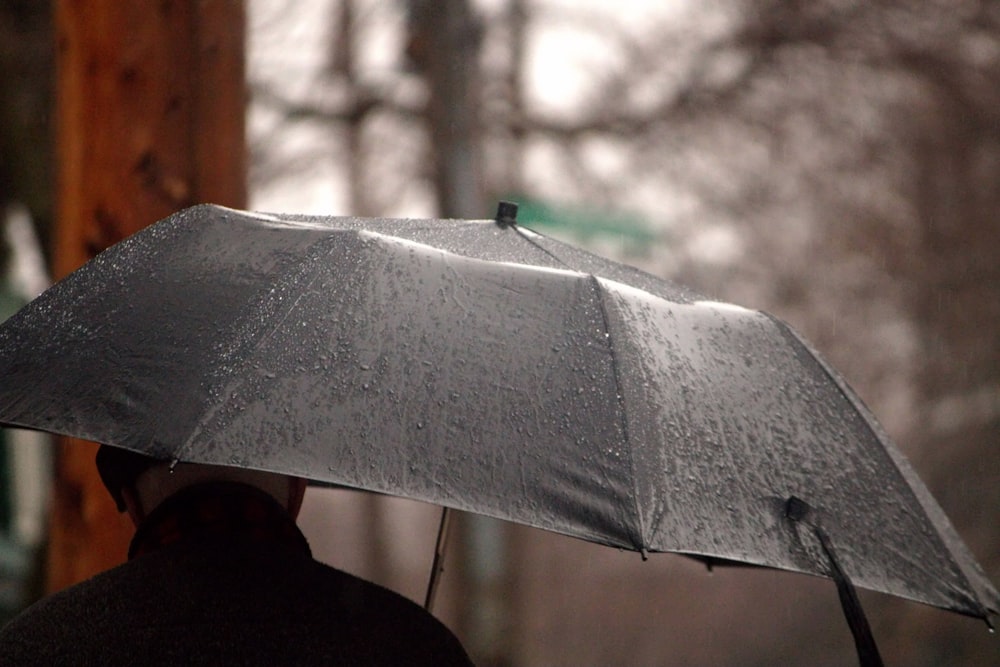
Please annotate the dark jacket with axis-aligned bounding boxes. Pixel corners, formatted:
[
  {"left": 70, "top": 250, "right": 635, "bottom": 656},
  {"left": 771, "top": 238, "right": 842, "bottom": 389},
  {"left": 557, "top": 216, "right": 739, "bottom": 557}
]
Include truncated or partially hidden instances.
[{"left": 0, "top": 483, "right": 474, "bottom": 666}]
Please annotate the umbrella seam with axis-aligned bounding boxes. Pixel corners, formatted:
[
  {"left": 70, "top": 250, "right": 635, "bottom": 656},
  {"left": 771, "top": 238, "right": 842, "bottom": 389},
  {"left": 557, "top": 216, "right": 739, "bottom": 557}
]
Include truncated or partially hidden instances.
[
  {"left": 588, "top": 274, "right": 648, "bottom": 554},
  {"left": 511, "top": 224, "right": 572, "bottom": 266},
  {"left": 511, "top": 223, "right": 649, "bottom": 552},
  {"left": 173, "top": 236, "right": 348, "bottom": 464}
]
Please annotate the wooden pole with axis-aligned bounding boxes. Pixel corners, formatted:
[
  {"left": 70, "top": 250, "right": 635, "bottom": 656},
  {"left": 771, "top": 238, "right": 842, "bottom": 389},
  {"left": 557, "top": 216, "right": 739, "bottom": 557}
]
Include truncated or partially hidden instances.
[{"left": 47, "top": 0, "right": 246, "bottom": 593}]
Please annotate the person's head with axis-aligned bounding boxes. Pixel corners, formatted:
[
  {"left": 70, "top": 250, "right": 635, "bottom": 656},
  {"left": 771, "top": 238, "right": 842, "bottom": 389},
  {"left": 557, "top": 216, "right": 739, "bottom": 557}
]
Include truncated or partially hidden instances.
[{"left": 95, "top": 446, "right": 308, "bottom": 525}]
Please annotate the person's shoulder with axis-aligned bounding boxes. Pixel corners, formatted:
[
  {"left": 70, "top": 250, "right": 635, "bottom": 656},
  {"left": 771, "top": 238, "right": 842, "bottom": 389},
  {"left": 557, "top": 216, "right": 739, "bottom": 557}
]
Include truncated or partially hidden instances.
[
  {"left": 296, "top": 556, "right": 443, "bottom": 624},
  {"left": 293, "top": 558, "right": 475, "bottom": 665},
  {"left": 0, "top": 566, "right": 131, "bottom": 664},
  {"left": 2, "top": 561, "right": 128, "bottom": 624},
  {"left": 0, "top": 551, "right": 475, "bottom": 666}
]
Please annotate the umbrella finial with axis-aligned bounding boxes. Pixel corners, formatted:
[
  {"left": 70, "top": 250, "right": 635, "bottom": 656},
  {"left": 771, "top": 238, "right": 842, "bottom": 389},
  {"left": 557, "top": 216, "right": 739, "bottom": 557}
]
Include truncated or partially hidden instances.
[{"left": 495, "top": 201, "right": 519, "bottom": 228}]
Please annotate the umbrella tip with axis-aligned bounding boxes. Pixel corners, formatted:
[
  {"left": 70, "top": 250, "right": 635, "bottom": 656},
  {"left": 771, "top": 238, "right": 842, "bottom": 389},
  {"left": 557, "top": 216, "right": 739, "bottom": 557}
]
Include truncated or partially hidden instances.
[{"left": 495, "top": 201, "right": 519, "bottom": 228}]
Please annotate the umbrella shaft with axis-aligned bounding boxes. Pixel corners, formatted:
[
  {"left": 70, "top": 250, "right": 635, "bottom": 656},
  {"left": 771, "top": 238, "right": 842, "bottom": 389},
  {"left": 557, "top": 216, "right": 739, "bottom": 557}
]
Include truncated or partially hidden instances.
[{"left": 424, "top": 506, "right": 452, "bottom": 611}]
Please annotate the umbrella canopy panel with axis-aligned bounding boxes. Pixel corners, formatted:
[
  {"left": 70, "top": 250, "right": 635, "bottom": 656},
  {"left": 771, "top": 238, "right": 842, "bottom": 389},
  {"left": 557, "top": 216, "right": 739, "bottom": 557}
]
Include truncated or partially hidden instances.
[
  {"left": 604, "top": 285, "right": 992, "bottom": 615},
  {"left": 0, "top": 204, "right": 995, "bottom": 620}
]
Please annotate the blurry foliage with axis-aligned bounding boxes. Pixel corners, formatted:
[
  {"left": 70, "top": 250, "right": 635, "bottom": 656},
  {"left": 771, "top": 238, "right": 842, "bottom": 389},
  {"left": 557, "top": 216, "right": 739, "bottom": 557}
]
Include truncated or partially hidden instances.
[{"left": 0, "top": 1, "right": 53, "bottom": 268}]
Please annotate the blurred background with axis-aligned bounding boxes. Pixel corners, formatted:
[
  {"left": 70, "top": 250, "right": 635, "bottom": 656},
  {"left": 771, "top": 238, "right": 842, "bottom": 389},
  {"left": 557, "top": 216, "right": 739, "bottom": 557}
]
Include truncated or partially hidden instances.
[{"left": 1, "top": 1, "right": 998, "bottom": 665}]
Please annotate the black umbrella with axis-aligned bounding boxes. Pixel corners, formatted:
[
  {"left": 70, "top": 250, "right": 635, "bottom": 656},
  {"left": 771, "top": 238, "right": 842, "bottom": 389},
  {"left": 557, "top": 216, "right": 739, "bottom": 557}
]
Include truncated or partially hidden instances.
[{"left": 0, "top": 204, "right": 996, "bottom": 665}]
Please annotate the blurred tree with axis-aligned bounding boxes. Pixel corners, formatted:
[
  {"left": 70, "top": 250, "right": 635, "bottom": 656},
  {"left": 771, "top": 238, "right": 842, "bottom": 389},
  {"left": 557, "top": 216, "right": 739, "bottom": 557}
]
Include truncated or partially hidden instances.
[
  {"left": 248, "top": 1, "right": 999, "bottom": 664},
  {"left": 0, "top": 1, "right": 54, "bottom": 253},
  {"left": 506, "top": 1, "right": 1000, "bottom": 664}
]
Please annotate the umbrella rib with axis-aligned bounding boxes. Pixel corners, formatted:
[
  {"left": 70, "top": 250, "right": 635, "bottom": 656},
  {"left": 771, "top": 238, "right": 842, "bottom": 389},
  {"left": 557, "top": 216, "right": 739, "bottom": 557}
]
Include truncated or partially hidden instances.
[
  {"left": 173, "top": 258, "right": 331, "bottom": 463},
  {"left": 511, "top": 225, "right": 575, "bottom": 266},
  {"left": 587, "top": 274, "right": 649, "bottom": 555}
]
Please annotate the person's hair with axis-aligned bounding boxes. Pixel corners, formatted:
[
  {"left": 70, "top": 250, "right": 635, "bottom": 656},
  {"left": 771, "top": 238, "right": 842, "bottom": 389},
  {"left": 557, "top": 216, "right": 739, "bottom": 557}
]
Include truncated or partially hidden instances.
[
  {"left": 95, "top": 445, "right": 166, "bottom": 512},
  {"left": 96, "top": 445, "right": 306, "bottom": 518}
]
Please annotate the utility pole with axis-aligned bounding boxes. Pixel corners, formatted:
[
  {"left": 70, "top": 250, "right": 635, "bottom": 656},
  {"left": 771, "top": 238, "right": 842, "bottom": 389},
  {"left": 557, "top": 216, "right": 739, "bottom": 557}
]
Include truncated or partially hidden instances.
[
  {"left": 408, "top": 3, "right": 511, "bottom": 665},
  {"left": 407, "top": 0, "right": 485, "bottom": 219},
  {"left": 47, "top": 0, "right": 246, "bottom": 592}
]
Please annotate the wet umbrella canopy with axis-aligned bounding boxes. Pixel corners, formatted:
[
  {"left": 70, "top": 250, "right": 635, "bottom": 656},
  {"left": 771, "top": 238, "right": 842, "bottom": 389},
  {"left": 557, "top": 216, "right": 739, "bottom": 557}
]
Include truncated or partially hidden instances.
[{"left": 0, "top": 205, "right": 996, "bottom": 638}]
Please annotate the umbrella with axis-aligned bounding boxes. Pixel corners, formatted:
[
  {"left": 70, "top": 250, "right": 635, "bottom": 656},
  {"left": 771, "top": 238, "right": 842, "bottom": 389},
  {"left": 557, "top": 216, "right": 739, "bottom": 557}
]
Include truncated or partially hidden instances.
[{"left": 0, "top": 203, "right": 996, "bottom": 664}]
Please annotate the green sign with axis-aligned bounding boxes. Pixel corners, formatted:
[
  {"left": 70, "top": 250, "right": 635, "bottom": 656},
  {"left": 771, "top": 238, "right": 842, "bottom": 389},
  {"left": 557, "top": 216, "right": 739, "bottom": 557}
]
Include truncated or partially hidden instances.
[{"left": 502, "top": 196, "right": 657, "bottom": 248}]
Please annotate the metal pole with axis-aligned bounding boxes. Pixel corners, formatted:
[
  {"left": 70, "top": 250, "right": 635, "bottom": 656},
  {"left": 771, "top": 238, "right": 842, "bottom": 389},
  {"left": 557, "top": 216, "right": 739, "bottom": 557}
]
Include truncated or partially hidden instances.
[{"left": 423, "top": 506, "right": 452, "bottom": 611}]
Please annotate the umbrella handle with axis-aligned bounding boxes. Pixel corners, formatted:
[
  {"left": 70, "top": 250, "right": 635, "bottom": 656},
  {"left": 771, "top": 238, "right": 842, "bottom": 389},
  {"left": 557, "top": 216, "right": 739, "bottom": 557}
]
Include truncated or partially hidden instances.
[
  {"left": 785, "top": 496, "right": 883, "bottom": 667},
  {"left": 814, "top": 526, "right": 884, "bottom": 667},
  {"left": 424, "top": 506, "right": 452, "bottom": 611}
]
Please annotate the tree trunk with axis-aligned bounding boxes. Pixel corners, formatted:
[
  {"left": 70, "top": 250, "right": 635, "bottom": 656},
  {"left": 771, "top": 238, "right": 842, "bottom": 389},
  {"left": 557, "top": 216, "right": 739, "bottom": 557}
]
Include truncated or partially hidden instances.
[{"left": 47, "top": 0, "right": 246, "bottom": 593}]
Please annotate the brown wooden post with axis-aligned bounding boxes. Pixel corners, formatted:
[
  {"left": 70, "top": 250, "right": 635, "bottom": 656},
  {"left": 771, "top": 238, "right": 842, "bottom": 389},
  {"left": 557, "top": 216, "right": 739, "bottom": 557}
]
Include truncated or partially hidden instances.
[{"left": 47, "top": 0, "right": 246, "bottom": 592}]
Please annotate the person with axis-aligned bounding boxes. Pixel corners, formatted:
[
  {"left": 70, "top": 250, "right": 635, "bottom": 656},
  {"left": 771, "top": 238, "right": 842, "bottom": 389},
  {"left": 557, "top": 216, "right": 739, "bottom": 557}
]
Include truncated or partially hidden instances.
[{"left": 0, "top": 446, "right": 474, "bottom": 666}]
